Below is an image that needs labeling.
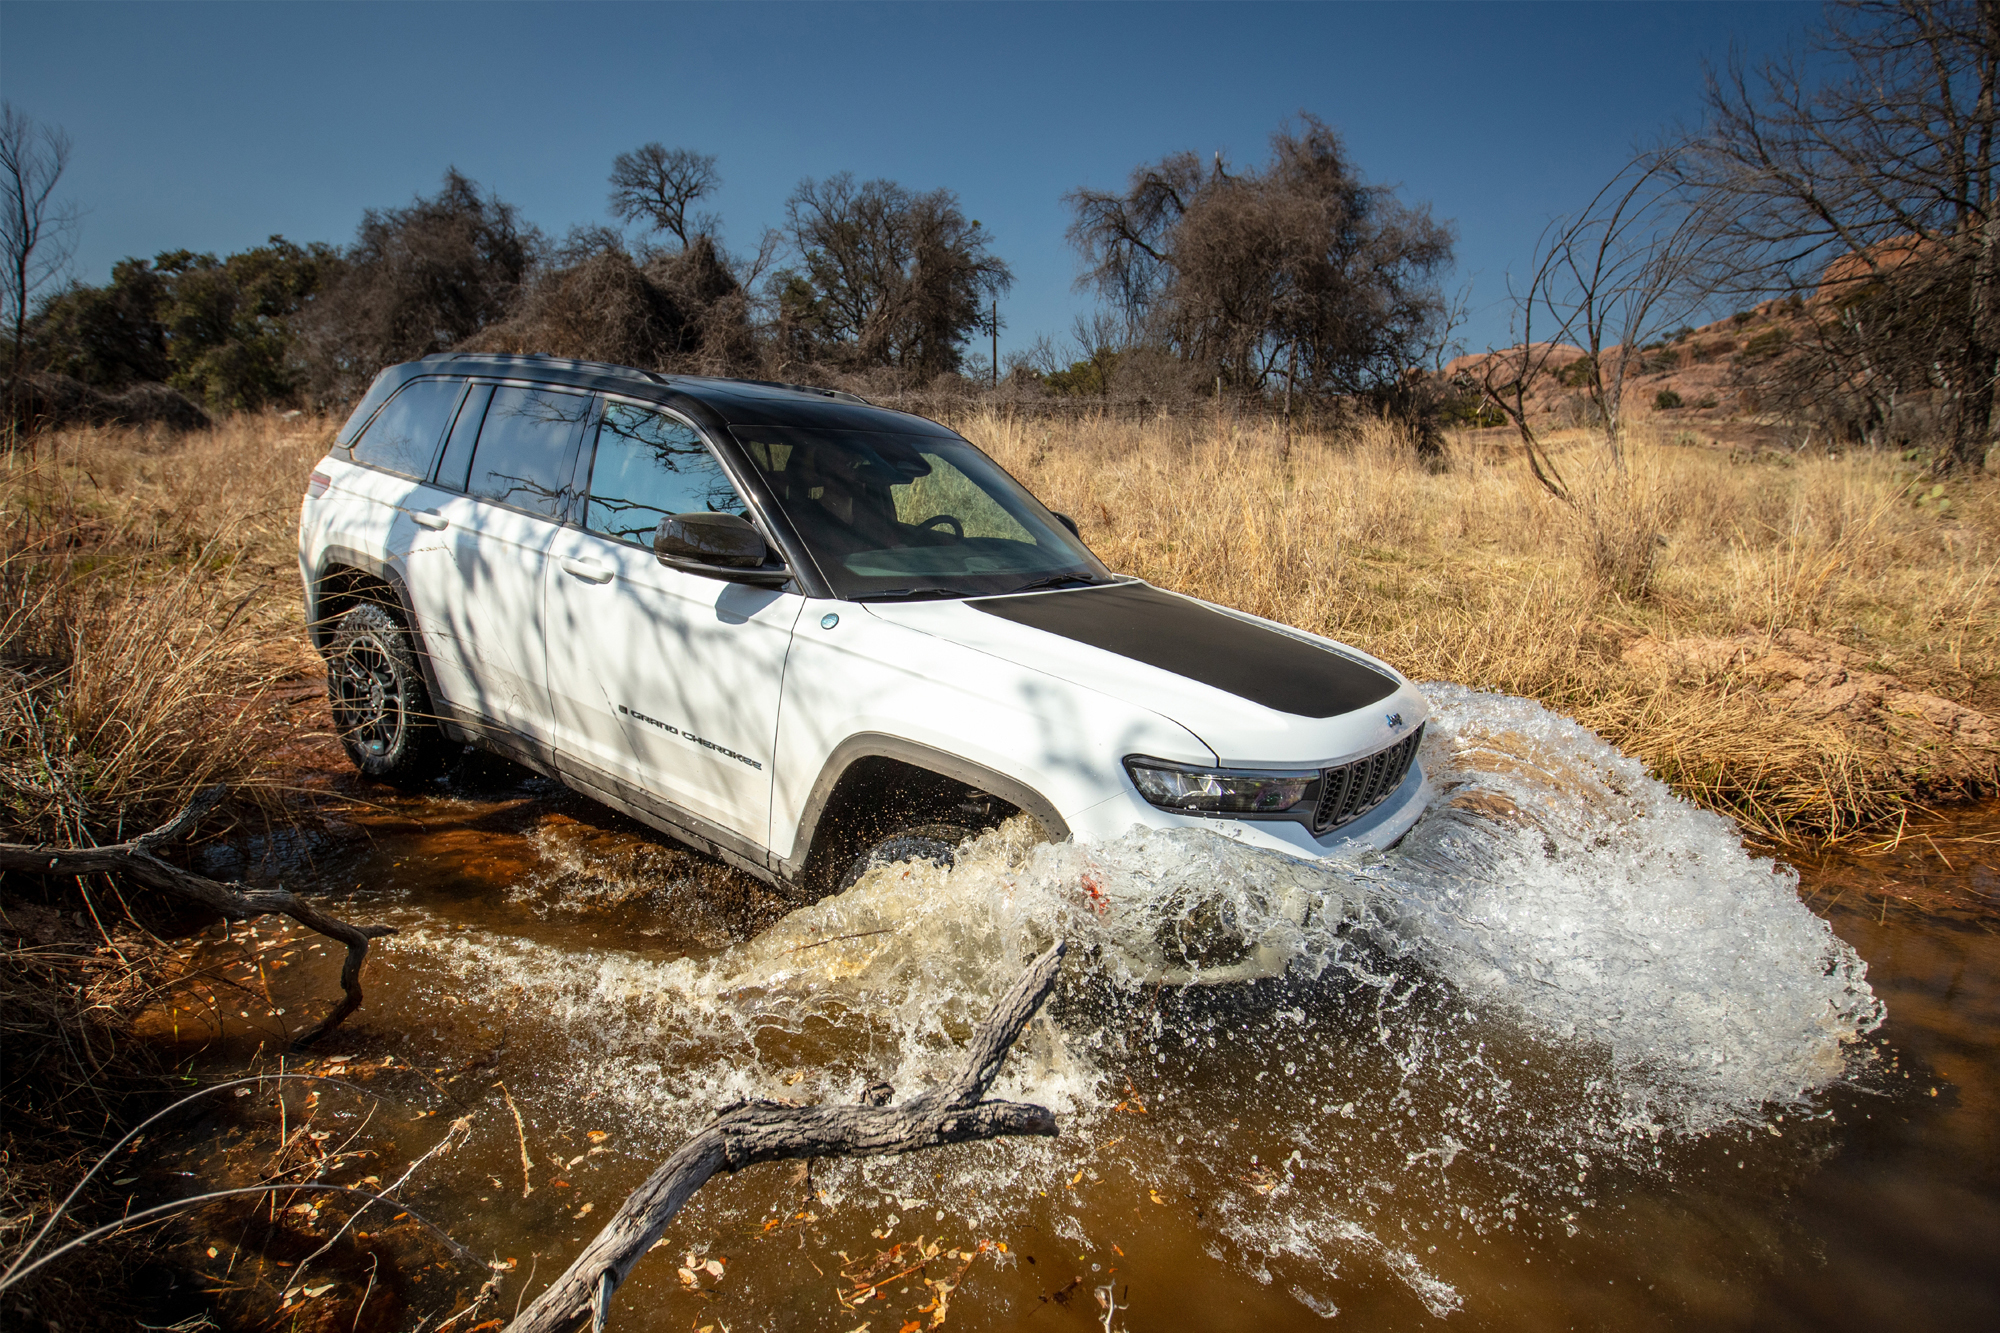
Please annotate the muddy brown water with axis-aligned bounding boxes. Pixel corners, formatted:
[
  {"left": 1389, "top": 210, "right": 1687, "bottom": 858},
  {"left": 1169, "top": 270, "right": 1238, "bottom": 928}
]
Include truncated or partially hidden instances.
[{"left": 150, "top": 695, "right": 1997, "bottom": 1331}]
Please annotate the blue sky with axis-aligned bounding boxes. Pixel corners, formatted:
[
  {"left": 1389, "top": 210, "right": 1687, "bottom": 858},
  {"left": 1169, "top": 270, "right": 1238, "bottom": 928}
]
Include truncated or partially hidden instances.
[{"left": 0, "top": 0, "right": 1816, "bottom": 360}]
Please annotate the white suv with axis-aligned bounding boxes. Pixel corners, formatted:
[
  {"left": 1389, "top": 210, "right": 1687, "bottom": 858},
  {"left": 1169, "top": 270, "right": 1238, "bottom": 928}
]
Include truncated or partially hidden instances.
[{"left": 300, "top": 354, "right": 1432, "bottom": 970}]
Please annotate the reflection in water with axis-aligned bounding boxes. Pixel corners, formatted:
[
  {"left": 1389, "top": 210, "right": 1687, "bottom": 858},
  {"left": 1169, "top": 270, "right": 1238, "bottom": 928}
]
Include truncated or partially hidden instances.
[{"left": 161, "top": 690, "right": 1997, "bottom": 1330}]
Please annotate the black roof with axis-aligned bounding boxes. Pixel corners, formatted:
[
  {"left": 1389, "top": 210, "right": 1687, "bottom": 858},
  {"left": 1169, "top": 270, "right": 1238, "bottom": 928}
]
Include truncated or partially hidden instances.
[{"left": 349, "top": 353, "right": 955, "bottom": 440}]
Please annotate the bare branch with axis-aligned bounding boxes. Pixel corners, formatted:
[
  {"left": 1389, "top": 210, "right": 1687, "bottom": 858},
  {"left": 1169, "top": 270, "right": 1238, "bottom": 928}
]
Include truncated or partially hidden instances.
[
  {"left": 608, "top": 144, "right": 721, "bottom": 248},
  {"left": 506, "top": 942, "right": 1068, "bottom": 1333},
  {"left": 0, "top": 787, "right": 394, "bottom": 1046}
]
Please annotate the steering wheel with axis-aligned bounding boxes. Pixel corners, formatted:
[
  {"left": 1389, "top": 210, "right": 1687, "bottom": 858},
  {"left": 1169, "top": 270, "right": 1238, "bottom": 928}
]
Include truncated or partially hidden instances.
[{"left": 916, "top": 514, "right": 964, "bottom": 539}]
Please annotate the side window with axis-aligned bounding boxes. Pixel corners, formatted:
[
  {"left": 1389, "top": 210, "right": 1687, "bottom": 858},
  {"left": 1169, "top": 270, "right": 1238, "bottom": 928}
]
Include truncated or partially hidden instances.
[
  {"left": 350, "top": 379, "right": 463, "bottom": 479},
  {"left": 434, "top": 384, "right": 493, "bottom": 492},
  {"left": 466, "top": 386, "right": 591, "bottom": 518},
  {"left": 583, "top": 402, "right": 747, "bottom": 546}
]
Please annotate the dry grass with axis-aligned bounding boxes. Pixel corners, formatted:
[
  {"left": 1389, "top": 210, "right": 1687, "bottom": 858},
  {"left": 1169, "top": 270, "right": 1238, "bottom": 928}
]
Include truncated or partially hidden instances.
[
  {"left": 1, "top": 414, "right": 331, "bottom": 845},
  {"left": 4, "top": 408, "right": 1994, "bottom": 846},
  {"left": 950, "top": 409, "right": 2000, "bottom": 843}
]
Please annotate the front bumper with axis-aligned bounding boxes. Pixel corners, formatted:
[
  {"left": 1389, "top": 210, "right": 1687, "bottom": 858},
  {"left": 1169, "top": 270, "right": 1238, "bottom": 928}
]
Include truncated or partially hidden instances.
[{"left": 1065, "top": 757, "right": 1433, "bottom": 984}]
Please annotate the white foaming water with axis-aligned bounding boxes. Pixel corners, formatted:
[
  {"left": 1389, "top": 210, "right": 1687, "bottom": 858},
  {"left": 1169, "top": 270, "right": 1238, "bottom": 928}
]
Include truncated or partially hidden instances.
[
  {"left": 1362, "top": 685, "right": 1883, "bottom": 1130},
  {"left": 373, "top": 686, "right": 1882, "bottom": 1320}
]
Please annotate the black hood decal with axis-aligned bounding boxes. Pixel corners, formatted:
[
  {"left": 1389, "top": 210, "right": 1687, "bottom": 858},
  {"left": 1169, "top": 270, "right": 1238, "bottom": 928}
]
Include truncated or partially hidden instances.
[{"left": 970, "top": 583, "right": 1398, "bottom": 719}]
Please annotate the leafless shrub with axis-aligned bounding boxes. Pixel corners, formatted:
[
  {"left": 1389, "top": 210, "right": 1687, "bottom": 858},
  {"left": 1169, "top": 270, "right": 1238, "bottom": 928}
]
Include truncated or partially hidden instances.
[
  {"left": 772, "top": 173, "right": 1010, "bottom": 379},
  {"left": 1065, "top": 114, "right": 1455, "bottom": 413},
  {"left": 294, "top": 170, "right": 539, "bottom": 404},
  {"left": 1678, "top": 0, "right": 2000, "bottom": 474}
]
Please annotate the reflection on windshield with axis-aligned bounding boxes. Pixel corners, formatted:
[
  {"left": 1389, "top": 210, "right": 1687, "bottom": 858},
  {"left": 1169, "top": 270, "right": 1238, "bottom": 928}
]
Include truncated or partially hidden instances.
[{"left": 731, "top": 426, "right": 1108, "bottom": 598}]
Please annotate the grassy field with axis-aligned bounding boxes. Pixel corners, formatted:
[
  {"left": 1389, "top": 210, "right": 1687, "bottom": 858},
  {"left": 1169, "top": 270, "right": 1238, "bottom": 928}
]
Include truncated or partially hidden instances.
[
  {"left": 2, "top": 408, "right": 1994, "bottom": 849},
  {"left": 952, "top": 409, "right": 1998, "bottom": 844}
]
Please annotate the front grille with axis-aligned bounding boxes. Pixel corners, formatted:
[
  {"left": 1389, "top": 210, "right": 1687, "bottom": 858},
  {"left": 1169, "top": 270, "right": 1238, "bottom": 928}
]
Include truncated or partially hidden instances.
[{"left": 1313, "top": 725, "right": 1424, "bottom": 833}]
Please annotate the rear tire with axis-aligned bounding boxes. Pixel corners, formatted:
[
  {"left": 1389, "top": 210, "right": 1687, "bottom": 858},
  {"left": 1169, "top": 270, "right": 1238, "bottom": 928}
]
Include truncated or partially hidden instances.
[
  {"left": 326, "top": 601, "right": 449, "bottom": 786},
  {"left": 835, "top": 822, "right": 974, "bottom": 893}
]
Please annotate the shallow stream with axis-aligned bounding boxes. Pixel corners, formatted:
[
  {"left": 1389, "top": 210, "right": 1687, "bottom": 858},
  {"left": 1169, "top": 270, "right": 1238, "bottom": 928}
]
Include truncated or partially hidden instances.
[{"left": 164, "top": 687, "right": 1999, "bottom": 1329}]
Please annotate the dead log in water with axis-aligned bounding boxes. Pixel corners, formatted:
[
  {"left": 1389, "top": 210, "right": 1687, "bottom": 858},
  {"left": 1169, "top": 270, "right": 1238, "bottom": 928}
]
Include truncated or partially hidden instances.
[
  {"left": 0, "top": 787, "right": 393, "bottom": 1046},
  {"left": 506, "top": 941, "right": 1067, "bottom": 1333}
]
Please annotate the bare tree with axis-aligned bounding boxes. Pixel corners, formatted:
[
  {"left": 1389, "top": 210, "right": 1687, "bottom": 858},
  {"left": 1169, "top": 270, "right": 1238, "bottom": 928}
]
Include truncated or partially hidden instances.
[
  {"left": 1067, "top": 116, "right": 1454, "bottom": 429},
  {"left": 1537, "top": 152, "right": 1708, "bottom": 456},
  {"left": 608, "top": 144, "right": 721, "bottom": 248},
  {"left": 1677, "top": 0, "right": 2000, "bottom": 473},
  {"left": 1, "top": 102, "right": 79, "bottom": 446},
  {"left": 294, "top": 169, "right": 538, "bottom": 403},
  {"left": 775, "top": 173, "right": 1011, "bottom": 378}
]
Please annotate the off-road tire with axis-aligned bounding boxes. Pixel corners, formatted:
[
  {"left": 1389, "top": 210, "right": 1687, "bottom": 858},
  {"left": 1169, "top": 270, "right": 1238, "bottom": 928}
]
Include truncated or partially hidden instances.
[
  {"left": 835, "top": 822, "right": 974, "bottom": 893},
  {"left": 326, "top": 601, "right": 450, "bottom": 786}
]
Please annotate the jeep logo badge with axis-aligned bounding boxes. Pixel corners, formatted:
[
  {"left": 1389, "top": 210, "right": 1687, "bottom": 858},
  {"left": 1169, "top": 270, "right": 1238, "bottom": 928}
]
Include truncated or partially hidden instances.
[{"left": 1386, "top": 712, "right": 1405, "bottom": 729}]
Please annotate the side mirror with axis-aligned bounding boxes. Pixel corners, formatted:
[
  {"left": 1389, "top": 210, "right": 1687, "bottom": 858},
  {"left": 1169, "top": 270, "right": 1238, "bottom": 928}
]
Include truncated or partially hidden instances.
[
  {"left": 655, "top": 513, "right": 790, "bottom": 586},
  {"left": 1052, "top": 511, "right": 1082, "bottom": 539}
]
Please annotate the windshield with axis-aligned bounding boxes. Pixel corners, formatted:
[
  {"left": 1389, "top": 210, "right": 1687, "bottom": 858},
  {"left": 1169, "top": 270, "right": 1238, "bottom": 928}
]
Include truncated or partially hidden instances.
[{"left": 730, "top": 425, "right": 1113, "bottom": 598}]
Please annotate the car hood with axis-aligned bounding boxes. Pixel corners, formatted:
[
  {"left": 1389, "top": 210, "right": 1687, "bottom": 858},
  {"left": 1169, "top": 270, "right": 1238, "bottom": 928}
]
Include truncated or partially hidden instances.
[{"left": 862, "top": 581, "right": 1428, "bottom": 767}]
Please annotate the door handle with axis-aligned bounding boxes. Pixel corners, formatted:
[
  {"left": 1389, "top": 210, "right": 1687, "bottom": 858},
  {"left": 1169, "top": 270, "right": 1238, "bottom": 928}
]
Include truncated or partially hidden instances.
[
  {"left": 561, "top": 557, "right": 614, "bottom": 584},
  {"left": 410, "top": 509, "right": 449, "bottom": 530}
]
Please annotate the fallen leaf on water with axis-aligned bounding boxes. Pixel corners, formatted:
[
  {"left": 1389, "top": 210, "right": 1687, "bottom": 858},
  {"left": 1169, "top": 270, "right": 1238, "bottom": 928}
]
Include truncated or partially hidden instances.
[
  {"left": 900, "top": 1322, "right": 921, "bottom": 1333},
  {"left": 704, "top": 1258, "right": 726, "bottom": 1278},
  {"left": 303, "top": 1283, "right": 334, "bottom": 1298},
  {"left": 1149, "top": 1190, "right": 1166, "bottom": 1205},
  {"left": 677, "top": 1267, "right": 699, "bottom": 1287},
  {"left": 587, "top": 1129, "right": 609, "bottom": 1143},
  {"left": 573, "top": 1203, "right": 593, "bottom": 1219}
]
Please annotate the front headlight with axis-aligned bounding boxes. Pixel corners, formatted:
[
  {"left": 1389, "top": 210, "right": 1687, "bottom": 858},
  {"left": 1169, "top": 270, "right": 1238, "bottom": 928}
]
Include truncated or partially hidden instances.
[{"left": 1123, "top": 756, "right": 1316, "bottom": 815}]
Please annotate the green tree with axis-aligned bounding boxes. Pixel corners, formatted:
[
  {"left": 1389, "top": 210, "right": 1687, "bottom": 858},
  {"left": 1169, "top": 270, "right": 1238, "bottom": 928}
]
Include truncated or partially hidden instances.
[{"left": 32, "top": 236, "right": 328, "bottom": 410}]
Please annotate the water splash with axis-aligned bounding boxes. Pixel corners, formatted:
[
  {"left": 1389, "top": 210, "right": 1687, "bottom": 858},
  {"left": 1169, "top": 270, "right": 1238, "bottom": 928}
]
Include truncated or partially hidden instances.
[{"left": 369, "top": 686, "right": 1883, "bottom": 1319}]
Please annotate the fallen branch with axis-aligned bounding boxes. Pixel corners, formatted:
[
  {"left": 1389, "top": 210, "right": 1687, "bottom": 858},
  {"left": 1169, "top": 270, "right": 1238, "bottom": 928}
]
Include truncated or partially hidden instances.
[
  {"left": 0, "top": 787, "right": 394, "bottom": 1046},
  {"left": 507, "top": 941, "right": 1069, "bottom": 1333}
]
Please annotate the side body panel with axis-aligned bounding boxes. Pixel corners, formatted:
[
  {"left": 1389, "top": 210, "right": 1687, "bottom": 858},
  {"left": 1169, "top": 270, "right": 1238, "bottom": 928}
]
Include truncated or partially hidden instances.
[
  {"left": 766, "top": 598, "right": 1215, "bottom": 866},
  {"left": 544, "top": 523, "right": 805, "bottom": 846}
]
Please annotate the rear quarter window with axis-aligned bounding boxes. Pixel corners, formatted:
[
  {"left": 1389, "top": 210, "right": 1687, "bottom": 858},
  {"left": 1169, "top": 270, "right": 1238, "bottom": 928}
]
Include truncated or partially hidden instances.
[{"left": 350, "top": 379, "right": 464, "bottom": 480}]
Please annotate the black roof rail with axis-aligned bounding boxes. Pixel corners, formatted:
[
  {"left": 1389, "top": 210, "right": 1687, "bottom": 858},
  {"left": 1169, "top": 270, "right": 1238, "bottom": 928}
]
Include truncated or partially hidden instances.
[
  {"left": 421, "top": 353, "right": 870, "bottom": 407},
  {"left": 734, "top": 377, "right": 871, "bottom": 406}
]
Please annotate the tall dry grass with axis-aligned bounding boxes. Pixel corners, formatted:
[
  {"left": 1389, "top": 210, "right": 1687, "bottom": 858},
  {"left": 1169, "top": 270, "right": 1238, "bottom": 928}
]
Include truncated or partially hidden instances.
[
  {"left": 1, "top": 415, "right": 332, "bottom": 845},
  {"left": 950, "top": 408, "right": 1999, "bottom": 842},
  {"left": 5, "top": 408, "right": 1993, "bottom": 845}
]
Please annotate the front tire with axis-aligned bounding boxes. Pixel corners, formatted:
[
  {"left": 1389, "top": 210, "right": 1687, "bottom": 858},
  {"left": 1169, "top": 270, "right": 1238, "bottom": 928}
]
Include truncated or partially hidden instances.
[
  {"left": 835, "top": 822, "right": 974, "bottom": 893},
  {"left": 326, "top": 601, "right": 449, "bottom": 785}
]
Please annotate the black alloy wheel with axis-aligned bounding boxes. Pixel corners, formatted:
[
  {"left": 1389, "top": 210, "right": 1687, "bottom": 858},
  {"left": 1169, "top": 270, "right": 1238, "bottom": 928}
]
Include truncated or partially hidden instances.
[{"left": 327, "top": 601, "right": 449, "bottom": 785}]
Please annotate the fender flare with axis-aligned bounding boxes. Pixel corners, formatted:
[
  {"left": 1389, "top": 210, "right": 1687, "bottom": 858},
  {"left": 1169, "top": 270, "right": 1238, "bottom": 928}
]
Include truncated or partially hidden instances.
[
  {"left": 310, "top": 547, "right": 449, "bottom": 714},
  {"left": 780, "top": 733, "right": 1071, "bottom": 880}
]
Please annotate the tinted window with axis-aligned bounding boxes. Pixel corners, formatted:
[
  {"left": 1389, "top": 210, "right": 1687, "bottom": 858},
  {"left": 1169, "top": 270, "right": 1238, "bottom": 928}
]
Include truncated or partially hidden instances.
[
  {"left": 734, "top": 426, "right": 1107, "bottom": 597},
  {"left": 584, "top": 403, "right": 747, "bottom": 545},
  {"left": 466, "top": 386, "right": 590, "bottom": 518},
  {"left": 350, "top": 379, "right": 462, "bottom": 479},
  {"left": 435, "top": 384, "right": 493, "bottom": 492}
]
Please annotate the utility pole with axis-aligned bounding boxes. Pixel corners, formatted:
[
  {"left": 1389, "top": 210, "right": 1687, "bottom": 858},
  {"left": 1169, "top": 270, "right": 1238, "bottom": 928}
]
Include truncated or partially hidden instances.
[
  {"left": 991, "top": 298, "right": 999, "bottom": 389},
  {"left": 1283, "top": 340, "right": 1297, "bottom": 463}
]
